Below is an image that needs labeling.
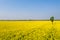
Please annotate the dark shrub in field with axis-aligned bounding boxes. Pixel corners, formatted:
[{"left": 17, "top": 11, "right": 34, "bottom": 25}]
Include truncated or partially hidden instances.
[{"left": 50, "top": 16, "right": 54, "bottom": 24}]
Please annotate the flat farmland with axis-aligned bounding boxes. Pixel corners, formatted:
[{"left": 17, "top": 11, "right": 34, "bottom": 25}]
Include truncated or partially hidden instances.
[{"left": 0, "top": 20, "right": 60, "bottom": 40}]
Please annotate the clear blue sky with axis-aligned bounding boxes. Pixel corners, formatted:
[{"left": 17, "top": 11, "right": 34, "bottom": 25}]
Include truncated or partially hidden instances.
[{"left": 0, "top": 0, "right": 60, "bottom": 20}]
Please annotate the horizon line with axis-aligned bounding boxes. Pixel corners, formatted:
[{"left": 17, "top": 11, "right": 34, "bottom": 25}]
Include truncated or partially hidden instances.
[{"left": 0, "top": 19, "right": 60, "bottom": 21}]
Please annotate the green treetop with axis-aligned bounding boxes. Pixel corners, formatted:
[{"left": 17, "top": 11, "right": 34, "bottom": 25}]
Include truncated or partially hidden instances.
[{"left": 50, "top": 16, "right": 54, "bottom": 24}]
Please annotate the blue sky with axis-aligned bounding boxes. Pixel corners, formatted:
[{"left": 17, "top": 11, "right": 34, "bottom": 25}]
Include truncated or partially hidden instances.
[{"left": 0, "top": 0, "right": 60, "bottom": 20}]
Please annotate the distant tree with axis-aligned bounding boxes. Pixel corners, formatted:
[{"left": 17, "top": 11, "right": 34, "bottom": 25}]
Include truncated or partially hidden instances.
[{"left": 50, "top": 16, "right": 54, "bottom": 24}]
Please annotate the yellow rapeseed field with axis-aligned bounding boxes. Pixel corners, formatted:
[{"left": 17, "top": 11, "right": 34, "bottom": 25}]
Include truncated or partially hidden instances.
[
  {"left": 0, "top": 21, "right": 60, "bottom": 31},
  {"left": 0, "top": 21, "right": 60, "bottom": 40}
]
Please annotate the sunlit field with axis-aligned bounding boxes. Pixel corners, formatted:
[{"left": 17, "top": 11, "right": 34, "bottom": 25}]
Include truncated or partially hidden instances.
[{"left": 0, "top": 20, "right": 60, "bottom": 40}]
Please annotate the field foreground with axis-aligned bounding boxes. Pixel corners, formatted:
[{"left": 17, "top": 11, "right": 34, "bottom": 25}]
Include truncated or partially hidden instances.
[{"left": 0, "top": 21, "right": 60, "bottom": 40}]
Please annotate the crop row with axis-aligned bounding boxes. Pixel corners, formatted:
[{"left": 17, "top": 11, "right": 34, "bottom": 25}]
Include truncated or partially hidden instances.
[{"left": 0, "top": 27, "right": 60, "bottom": 40}]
